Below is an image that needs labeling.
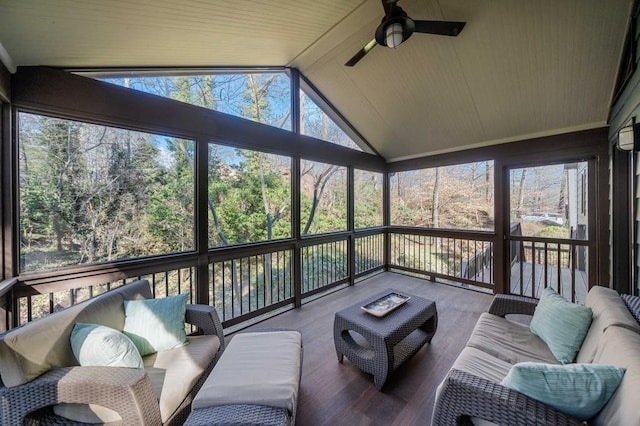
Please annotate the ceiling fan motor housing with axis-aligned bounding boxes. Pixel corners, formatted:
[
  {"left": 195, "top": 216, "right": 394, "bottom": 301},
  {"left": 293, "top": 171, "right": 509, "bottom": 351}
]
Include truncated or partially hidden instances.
[{"left": 375, "top": 13, "right": 415, "bottom": 47}]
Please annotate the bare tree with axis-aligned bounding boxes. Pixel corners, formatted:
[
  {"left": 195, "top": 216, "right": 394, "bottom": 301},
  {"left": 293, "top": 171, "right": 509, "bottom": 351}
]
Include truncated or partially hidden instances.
[
  {"left": 517, "top": 169, "right": 527, "bottom": 216},
  {"left": 432, "top": 167, "right": 441, "bottom": 228}
]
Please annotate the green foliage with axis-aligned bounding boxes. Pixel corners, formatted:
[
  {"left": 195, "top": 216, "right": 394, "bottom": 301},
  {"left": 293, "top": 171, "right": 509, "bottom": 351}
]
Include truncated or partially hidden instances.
[
  {"left": 18, "top": 113, "right": 195, "bottom": 271},
  {"left": 208, "top": 146, "right": 292, "bottom": 246}
]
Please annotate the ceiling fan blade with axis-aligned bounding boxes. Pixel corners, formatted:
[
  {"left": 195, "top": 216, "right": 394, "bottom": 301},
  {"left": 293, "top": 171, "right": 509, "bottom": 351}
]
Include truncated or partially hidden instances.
[
  {"left": 345, "top": 39, "right": 377, "bottom": 67},
  {"left": 413, "top": 20, "right": 466, "bottom": 37}
]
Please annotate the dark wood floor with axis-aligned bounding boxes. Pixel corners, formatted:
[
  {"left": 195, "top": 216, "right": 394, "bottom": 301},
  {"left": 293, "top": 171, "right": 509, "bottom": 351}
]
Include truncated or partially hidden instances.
[{"left": 241, "top": 272, "right": 493, "bottom": 426}]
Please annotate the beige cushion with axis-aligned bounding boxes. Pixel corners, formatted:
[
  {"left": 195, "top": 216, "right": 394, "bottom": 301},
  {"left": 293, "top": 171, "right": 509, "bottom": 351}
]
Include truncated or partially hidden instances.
[
  {"left": 591, "top": 326, "right": 640, "bottom": 425},
  {"left": 145, "top": 335, "right": 220, "bottom": 422},
  {"left": 576, "top": 286, "right": 640, "bottom": 363},
  {"left": 466, "top": 313, "right": 558, "bottom": 365},
  {"left": 193, "top": 331, "right": 302, "bottom": 414},
  {"left": 0, "top": 280, "right": 151, "bottom": 387},
  {"left": 449, "top": 346, "right": 512, "bottom": 382}
]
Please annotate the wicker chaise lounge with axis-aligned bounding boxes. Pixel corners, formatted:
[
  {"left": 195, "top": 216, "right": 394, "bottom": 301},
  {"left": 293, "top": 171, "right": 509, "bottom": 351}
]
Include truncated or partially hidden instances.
[{"left": 0, "top": 279, "right": 226, "bottom": 425}]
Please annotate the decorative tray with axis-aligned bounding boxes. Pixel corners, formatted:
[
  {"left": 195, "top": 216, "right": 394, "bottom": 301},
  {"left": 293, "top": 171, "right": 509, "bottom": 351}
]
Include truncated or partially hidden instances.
[{"left": 361, "top": 292, "right": 410, "bottom": 317}]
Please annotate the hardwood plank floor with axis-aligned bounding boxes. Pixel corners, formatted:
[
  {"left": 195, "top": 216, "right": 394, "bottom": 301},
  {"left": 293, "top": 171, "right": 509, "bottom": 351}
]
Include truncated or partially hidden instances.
[{"left": 239, "top": 272, "right": 493, "bottom": 426}]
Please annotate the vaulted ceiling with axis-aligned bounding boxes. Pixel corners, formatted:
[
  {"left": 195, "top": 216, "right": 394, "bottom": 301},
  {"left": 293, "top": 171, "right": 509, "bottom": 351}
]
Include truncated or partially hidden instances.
[{"left": 0, "top": 0, "right": 633, "bottom": 161}]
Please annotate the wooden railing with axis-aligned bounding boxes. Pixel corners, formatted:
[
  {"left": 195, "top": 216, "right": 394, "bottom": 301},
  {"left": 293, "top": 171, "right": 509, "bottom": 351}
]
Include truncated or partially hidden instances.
[
  {"left": 0, "top": 278, "right": 18, "bottom": 332},
  {"left": 507, "top": 235, "right": 589, "bottom": 303},
  {"left": 209, "top": 244, "right": 294, "bottom": 327},
  {"left": 354, "top": 231, "right": 385, "bottom": 278},
  {"left": 14, "top": 266, "right": 196, "bottom": 327},
  {"left": 6, "top": 229, "right": 387, "bottom": 332},
  {"left": 6, "top": 227, "right": 588, "bottom": 332},
  {"left": 388, "top": 228, "right": 495, "bottom": 291}
]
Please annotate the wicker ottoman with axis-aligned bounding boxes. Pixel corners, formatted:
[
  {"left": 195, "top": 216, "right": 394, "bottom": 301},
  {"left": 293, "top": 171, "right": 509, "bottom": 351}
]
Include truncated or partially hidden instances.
[{"left": 185, "top": 329, "right": 303, "bottom": 426}]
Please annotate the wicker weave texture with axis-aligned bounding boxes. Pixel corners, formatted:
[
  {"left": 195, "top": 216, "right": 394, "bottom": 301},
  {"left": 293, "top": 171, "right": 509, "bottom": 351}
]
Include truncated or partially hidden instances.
[
  {"left": 488, "top": 294, "right": 539, "bottom": 317},
  {"left": 185, "top": 404, "right": 291, "bottom": 425},
  {"left": 333, "top": 288, "right": 437, "bottom": 390},
  {"left": 432, "top": 369, "right": 582, "bottom": 426},
  {"left": 1, "top": 366, "right": 161, "bottom": 425}
]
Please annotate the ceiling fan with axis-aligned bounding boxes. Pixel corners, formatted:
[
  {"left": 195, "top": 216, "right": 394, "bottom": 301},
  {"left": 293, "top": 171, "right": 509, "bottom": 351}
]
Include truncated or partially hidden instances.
[{"left": 345, "top": 0, "right": 466, "bottom": 67}]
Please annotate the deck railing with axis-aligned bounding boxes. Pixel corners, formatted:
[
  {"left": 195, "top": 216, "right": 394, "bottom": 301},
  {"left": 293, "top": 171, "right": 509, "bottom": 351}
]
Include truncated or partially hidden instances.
[
  {"left": 388, "top": 228, "right": 495, "bottom": 291},
  {"left": 209, "top": 244, "right": 294, "bottom": 327},
  {"left": 301, "top": 236, "right": 348, "bottom": 296},
  {"left": 6, "top": 230, "right": 387, "bottom": 331},
  {"left": 507, "top": 235, "right": 589, "bottom": 303},
  {"left": 354, "top": 231, "right": 385, "bottom": 277},
  {"left": 15, "top": 266, "right": 197, "bottom": 327},
  {"left": 4, "top": 228, "right": 589, "bottom": 331}
]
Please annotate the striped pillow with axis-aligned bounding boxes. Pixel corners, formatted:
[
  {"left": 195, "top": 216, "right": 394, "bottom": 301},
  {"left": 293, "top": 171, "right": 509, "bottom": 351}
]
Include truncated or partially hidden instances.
[
  {"left": 501, "top": 362, "right": 625, "bottom": 420},
  {"left": 621, "top": 294, "right": 640, "bottom": 324},
  {"left": 530, "top": 287, "right": 592, "bottom": 363}
]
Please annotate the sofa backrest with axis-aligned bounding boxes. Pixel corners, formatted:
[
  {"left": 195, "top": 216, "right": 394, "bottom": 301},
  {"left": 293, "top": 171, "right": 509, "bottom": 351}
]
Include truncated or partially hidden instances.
[
  {"left": 576, "top": 286, "right": 640, "bottom": 363},
  {"left": 592, "top": 326, "right": 640, "bottom": 425},
  {"left": 0, "top": 279, "right": 152, "bottom": 387}
]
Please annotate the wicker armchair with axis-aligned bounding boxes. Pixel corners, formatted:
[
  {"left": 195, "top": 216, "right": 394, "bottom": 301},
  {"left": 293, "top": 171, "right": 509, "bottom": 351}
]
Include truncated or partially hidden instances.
[{"left": 0, "top": 280, "right": 226, "bottom": 426}]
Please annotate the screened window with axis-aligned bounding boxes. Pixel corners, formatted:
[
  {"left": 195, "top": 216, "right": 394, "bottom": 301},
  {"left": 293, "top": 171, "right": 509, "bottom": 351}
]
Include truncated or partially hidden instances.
[
  {"left": 509, "top": 162, "right": 587, "bottom": 240},
  {"left": 208, "top": 144, "right": 292, "bottom": 247},
  {"left": 390, "top": 161, "right": 495, "bottom": 231},
  {"left": 354, "top": 169, "right": 383, "bottom": 228},
  {"left": 100, "top": 72, "right": 292, "bottom": 130},
  {"left": 300, "top": 160, "right": 347, "bottom": 235},
  {"left": 18, "top": 112, "right": 195, "bottom": 272},
  {"left": 300, "top": 87, "right": 363, "bottom": 151}
]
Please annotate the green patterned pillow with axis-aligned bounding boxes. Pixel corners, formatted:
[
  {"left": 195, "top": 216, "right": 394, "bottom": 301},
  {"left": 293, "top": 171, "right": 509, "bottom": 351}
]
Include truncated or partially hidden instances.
[
  {"left": 71, "top": 323, "right": 143, "bottom": 368},
  {"left": 501, "top": 362, "right": 625, "bottom": 420},
  {"left": 123, "top": 293, "right": 189, "bottom": 356},
  {"left": 530, "top": 287, "right": 592, "bottom": 363}
]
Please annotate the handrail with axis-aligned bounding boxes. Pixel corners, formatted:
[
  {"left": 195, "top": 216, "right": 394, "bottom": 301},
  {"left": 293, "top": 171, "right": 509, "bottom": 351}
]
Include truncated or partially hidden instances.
[
  {"left": 0, "top": 278, "right": 18, "bottom": 298},
  {"left": 508, "top": 235, "right": 589, "bottom": 246},
  {"left": 387, "top": 226, "right": 495, "bottom": 241}
]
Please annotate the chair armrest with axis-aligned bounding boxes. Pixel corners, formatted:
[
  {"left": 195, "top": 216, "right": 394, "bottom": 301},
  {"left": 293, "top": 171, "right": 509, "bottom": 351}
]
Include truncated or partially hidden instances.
[
  {"left": 0, "top": 366, "right": 161, "bottom": 425},
  {"left": 488, "top": 294, "right": 538, "bottom": 317},
  {"left": 432, "top": 369, "right": 582, "bottom": 426},
  {"left": 186, "top": 304, "right": 225, "bottom": 352}
]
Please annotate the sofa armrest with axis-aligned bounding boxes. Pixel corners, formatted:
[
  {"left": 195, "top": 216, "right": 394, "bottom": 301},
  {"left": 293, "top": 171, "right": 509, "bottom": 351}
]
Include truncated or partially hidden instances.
[
  {"left": 488, "top": 294, "right": 538, "bottom": 317},
  {"left": 432, "top": 369, "right": 582, "bottom": 426},
  {"left": 186, "top": 304, "right": 225, "bottom": 352},
  {"left": 0, "top": 366, "right": 161, "bottom": 425}
]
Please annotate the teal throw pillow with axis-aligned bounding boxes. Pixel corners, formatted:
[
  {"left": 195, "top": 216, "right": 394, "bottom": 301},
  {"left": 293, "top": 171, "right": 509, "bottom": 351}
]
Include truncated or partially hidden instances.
[
  {"left": 501, "top": 362, "right": 625, "bottom": 420},
  {"left": 71, "top": 323, "right": 143, "bottom": 368},
  {"left": 123, "top": 293, "right": 189, "bottom": 356},
  {"left": 530, "top": 287, "right": 592, "bottom": 363}
]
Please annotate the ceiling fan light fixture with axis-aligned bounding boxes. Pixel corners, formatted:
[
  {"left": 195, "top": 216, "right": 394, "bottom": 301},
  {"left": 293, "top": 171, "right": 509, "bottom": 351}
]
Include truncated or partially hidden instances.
[{"left": 385, "top": 22, "right": 404, "bottom": 48}]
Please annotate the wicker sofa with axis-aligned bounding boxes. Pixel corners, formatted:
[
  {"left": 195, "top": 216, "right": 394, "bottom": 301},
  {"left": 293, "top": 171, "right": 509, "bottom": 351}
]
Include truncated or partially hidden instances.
[
  {"left": 432, "top": 286, "right": 640, "bottom": 425},
  {"left": 0, "top": 279, "right": 225, "bottom": 425}
]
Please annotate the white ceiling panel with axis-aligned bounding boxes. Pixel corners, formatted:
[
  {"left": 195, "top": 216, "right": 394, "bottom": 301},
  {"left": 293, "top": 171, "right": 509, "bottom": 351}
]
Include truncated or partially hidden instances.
[{"left": 0, "top": 0, "right": 633, "bottom": 161}]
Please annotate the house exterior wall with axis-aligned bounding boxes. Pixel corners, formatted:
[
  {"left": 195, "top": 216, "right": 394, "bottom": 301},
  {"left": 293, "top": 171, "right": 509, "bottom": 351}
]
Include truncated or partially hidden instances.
[{"left": 609, "top": 2, "right": 640, "bottom": 295}]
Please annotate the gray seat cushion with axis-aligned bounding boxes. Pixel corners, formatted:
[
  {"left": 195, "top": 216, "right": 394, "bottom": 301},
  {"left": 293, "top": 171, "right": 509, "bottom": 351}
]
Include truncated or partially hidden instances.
[
  {"left": 466, "top": 313, "right": 558, "bottom": 365},
  {"left": 192, "top": 330, "right": 302, "bottom": 414}
]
